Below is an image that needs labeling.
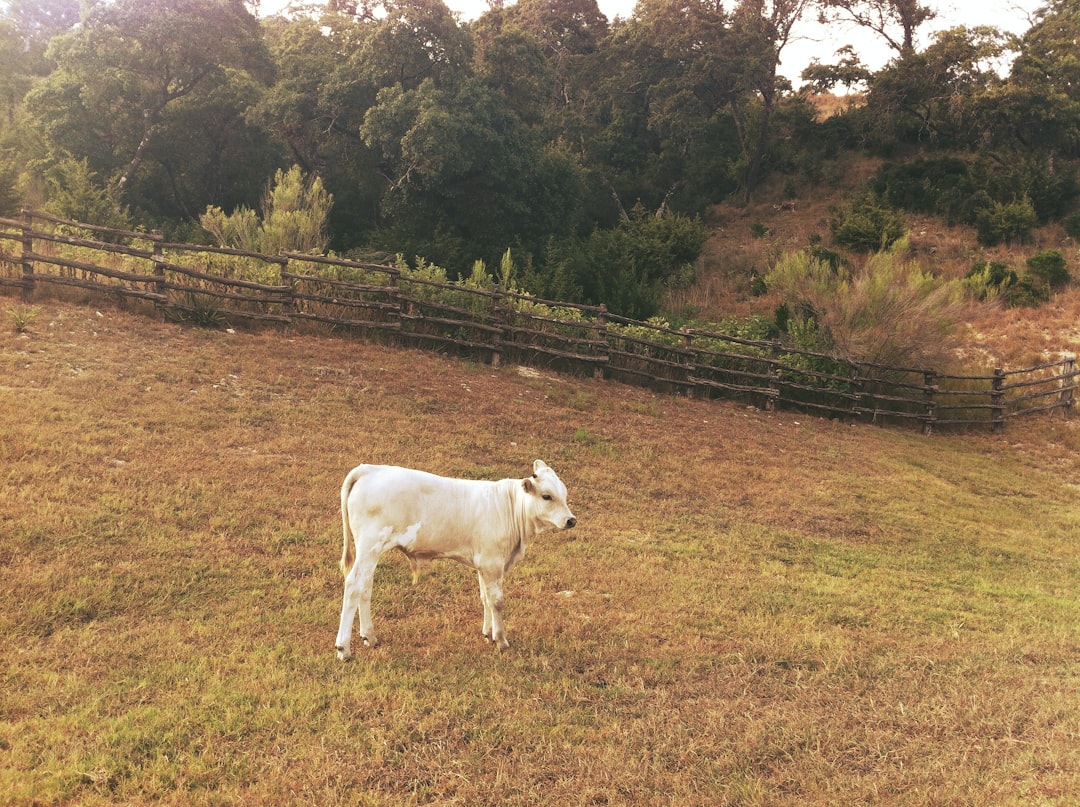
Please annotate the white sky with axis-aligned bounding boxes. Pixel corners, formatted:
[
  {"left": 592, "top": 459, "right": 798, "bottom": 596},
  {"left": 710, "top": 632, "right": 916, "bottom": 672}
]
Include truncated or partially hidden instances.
[{"left": 260, "top": 0, "right": 1045, "bottom": 86}]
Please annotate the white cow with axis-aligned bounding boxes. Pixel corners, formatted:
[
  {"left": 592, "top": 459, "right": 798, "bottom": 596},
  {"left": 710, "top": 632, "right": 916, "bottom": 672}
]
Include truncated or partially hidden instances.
[{"left": 335, "top": 460, "right": 576, "bottom": 659}]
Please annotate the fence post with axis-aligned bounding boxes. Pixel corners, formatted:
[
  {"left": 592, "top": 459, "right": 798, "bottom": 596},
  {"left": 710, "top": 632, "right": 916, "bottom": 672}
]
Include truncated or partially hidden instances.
[
  {"left": 276, "top": 255, "right": 294, "bottom": 334},
  {"left": 1059, "top": 353, "right": 1077, "bottom": 417},
  {"left": 490, "top": 285, "right": 504, "bottom": 369},
  {"left": 19, "top": 209, "right": 34, "bottom": 303},
  {"left": 921, "top": 371, "right": 937, "bottom": 435},
  {"left": 594, "top": 304, "right": 608, "bottom": 381},
  {"left": 388, "top": 270, "right": 403, "bottom": 349},
  {"left": 681, "top": 329, "right": 695, "bottom": 398},
  {"left": 151, "top": 233, "right": 166, "bottom": 320},
  {"left": 766, "top": 339, "right": 781, "bottom": 411},
  {"left": 849, "top": 364, "right": 863, "bottom": 423},
  {"left": 991, "top": 368, "right": 1006, "bottom": 432}
]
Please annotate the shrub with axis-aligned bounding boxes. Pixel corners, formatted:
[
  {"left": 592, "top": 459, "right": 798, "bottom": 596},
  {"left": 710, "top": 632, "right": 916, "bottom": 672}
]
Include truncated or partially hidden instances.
[
  {"left": 975, "top": 198, "right": 1036, "bottom": 246},
  {"left": 1065, "top": 211, "right": 1080, "bottom": 241},
  {"left": 830, "top": 197, "right": 906, "bottom": 253},
  {"left": 1007, "top": 276, "right": 1050, "bottom": 308},
  {"left": 42, "top": 157, "right": 130, "bottom": 231},
  {"left": 557, "top": 207, "right": 707, "bottom": 320},
  {"left": 872, "top": 157, "right": 977, "bottom": 224},
  {"left": 0, "top": 155, "right": 19, "bottom": 217},
  {"left": 963, "top": 260, "right": 1017, "bottom": 301},
  {"left": 1026, "top": 249, "right": 1070, "bottom": 292},
  {"left": 766, "top": 238, "right": 964, "bottom": 369},
  {"left": 201, "top": 165, "right": 332, "bottom": 255}
]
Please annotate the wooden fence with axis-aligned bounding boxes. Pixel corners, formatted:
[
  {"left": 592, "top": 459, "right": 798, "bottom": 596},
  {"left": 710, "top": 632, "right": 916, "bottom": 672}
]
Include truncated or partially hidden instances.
[{"left": 2, "top": 210, "right": 1076, "bottom": 433}]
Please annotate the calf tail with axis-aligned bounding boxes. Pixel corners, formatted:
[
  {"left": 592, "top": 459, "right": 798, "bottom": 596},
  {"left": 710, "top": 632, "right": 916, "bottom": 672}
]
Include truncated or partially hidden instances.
[{"left": 339, "top": 466, "right": 363, "bottom": 577}]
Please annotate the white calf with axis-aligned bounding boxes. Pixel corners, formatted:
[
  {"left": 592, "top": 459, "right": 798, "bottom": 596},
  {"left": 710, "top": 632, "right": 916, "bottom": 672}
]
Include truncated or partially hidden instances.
[{"left": 335, "top": 460, "right": 576, "bottom": 658}]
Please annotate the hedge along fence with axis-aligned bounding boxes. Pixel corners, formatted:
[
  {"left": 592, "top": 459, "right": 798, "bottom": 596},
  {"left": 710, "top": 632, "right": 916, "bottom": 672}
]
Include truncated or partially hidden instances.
[{"left": 2, "top": 210, "right": 1076, "bottom": 433}]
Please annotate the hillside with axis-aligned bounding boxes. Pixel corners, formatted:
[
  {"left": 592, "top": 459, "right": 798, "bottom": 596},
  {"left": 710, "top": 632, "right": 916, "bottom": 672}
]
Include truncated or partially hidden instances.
[
  {"left": 1, "top": 297, "right": 1078, "bottom": 804},
  {"left": 684, "top": 158, "right": 1080, "bottom": 370}
]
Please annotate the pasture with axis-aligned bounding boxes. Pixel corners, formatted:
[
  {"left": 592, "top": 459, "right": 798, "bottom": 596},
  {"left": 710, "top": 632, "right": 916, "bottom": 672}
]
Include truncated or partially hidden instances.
[{"left": 2, "top": 299, "right": 1078, "bottom": 805}]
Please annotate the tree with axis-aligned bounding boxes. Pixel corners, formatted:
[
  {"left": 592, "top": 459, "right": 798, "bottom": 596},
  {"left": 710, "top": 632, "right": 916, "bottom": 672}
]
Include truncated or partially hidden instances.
[
  {"left": 989, "top": 0, "right": 1080, "bottom": 158},
  {"left": 361, "top": 77, "right": 583, "bottom": 270},
  {"left": 616, "top": 0, "right": 812, "bottom": 205},
  {"left": 3, "top": 0, "right": 80, "bottom": 62},
  {"left": 818, "top": 0, "right": 936, "bottom": 58},
  {"left": 728, "top": 0, "right": 814, "bottom": 201},
  {"left": 256, "top": 14, "right": 383, "bottom": 249},
  {"left": 26, "top": 0, "right": 270, "bottom": 203},
  {"left": 865, "top": 25, "right": 1009, "bottom": 149},
  {"left": 352, "top": 0, "right": 474, "bottom": 92}
]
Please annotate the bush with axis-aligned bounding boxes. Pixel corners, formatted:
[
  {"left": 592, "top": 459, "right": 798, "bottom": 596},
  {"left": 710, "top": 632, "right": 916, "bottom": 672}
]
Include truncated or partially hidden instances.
[
  {"left": 872, "top": 157, "right": 977, "bottom": 225},
  {"left": 555, "top": 207, "right": 707, "bottom": 320},
  {"left": 201, "top": 165, "right": 332, "bottom": 255},
  {"left": 975, "top": 198, "right": 1036, "bottom": 246},
  {"left": 1026, "top": 249, "right": 1070, "bottom": 292},
  {"left": 42, "top": 157, "right": 130, "bottom": 231},
  {"left": 0, "top": 155, "right": 19, "bottom": 217},
  {"left": 1065, "top": 211, "right": 1080, "bottom": 241},
  {"left": 765, "top": 238, "right": 964, "bottom": 369},
  {"left": 830, "top": 197, "right": 906, "bottom": 253},
  {"left": 1007, "top": 276, "right": 1050, "bottom": 308},
  {"left": 964, "top": 260, "right": 1017, "bottom": 301}
]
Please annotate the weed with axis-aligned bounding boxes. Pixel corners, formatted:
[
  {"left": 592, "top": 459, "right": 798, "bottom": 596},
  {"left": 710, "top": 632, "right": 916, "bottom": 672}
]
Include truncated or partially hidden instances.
[
  {"left": 8, "top": 305, "right": 39, "bottom": 332},
  {"left": 171, "top": 293, "right": 229, "bottom": 329}
]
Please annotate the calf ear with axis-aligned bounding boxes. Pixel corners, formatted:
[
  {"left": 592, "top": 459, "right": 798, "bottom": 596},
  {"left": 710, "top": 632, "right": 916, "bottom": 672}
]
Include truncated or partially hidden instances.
[
  {"left": 523, "top": 477, "right": 534, "bottom": 493},
  {"left": 533, "top": 459, "right": 549, "bottom": 474}
]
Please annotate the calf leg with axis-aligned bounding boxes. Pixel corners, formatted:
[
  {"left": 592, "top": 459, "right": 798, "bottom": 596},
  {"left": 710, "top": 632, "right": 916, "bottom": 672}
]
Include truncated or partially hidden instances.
[
  {"left": 479, "top": 569, "right": 509, "bottom": 650},
  {"left": 335, "top": 548, "right": 380, "bottom": 660},
  {"left": 478, "top": 570, "right": 492, "bottom": 639}
]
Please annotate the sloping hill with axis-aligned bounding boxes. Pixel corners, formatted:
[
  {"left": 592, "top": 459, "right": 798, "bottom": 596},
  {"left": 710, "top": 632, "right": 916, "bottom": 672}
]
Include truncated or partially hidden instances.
[
  {"left": 684, "top": 160, "right": 1080, "bottom": 369},
  {"left": 2, "top": 298, "right": 1078, "bottom": 804}
]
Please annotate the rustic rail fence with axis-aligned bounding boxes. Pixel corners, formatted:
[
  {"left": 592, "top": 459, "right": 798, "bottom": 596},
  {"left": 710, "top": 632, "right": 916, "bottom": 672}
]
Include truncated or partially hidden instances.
[{"left": 2, "top": 210, "right": 1076, "bottom": 432}]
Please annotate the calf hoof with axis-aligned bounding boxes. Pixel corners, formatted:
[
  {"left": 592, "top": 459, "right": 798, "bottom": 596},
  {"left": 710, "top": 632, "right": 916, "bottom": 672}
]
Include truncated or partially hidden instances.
[
  {"left": 336, "top": 645, "right": 352, "bottom": 662},
  {"left": 362, "top": 635, "right": 379, "bottom": 648}
]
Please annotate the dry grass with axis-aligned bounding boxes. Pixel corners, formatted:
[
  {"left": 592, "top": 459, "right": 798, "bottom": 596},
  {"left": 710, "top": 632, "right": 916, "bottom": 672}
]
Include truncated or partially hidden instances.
[
  {"left": 686, "top": 157, "right": 1080, "bottom": 370},
  {"left": 2, "top": 297, "right": 1079, "bottom": 805}
]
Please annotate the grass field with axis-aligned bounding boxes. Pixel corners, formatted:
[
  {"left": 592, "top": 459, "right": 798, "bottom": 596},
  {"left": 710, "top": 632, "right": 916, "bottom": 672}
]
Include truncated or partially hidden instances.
[{"left": 2, "top": 298, "right": 1078, "bottom": 805}]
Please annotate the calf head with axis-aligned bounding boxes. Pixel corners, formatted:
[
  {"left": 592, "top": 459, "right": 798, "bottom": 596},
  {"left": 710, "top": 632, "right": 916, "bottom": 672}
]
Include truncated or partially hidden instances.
[{"left": 523, "top": 459, "right": 577, "bottom": 532}]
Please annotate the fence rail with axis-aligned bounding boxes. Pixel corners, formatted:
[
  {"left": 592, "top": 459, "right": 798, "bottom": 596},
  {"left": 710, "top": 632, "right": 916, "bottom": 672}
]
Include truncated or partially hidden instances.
[{"left": 2, "top": 210, "right": 1076, "bottom": 432}]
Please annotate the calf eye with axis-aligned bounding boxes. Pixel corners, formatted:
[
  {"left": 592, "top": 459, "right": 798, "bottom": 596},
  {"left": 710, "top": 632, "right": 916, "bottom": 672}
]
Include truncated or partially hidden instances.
[{"left": 542, "top": 494, "right": 552, "bottom": 501}]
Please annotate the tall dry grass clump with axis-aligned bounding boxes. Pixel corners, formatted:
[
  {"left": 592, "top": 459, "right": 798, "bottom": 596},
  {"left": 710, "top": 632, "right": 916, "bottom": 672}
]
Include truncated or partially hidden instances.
[{"left": 766, "top": 237, "right": 971, "bottom": 370}]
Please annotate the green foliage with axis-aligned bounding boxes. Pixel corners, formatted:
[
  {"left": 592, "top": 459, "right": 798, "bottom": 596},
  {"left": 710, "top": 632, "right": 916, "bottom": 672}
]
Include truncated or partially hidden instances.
[
  {"left": 554, "top": 207, "right": 706, "bottom": 320},
  {"left": 42, "top": 157, "right": 130, "bottom": 230},
  {"left": 4, "top": 0, "right": 1080, "bottom": 293},
  {"left": 991, "top": 159, "right": 1079, "bottom": 223},
  {"left": 1026, "top": 249, "right": 1070, "bottom": 292},
  {"left": 872, "top": 157, "right": 981, "bottom": 225},
  {"left": 8, "top": 305, "right": 40, "bottom": 332},
  {"left": 201, "top": 165, "right": 332, "bottom": 255},
  {"left": 1006, "top": 276, "right": 1050, "bottom": 308},
  {"left": 24, "top": 0, "right": 272, "bottom": 220},
  {"left": 963, "top": 254, "right": 1066, "bottom": 309},
  {"left": 0, "top": 153, "right": 19, "bottom": 216},
  {"left": 963, "top": 260, "right": 1018, "bottom": 302},
  {"left": 1066, "top": 212, "right": 1080, "bottom": 241},
  {"left": 829, "top": 197, "right": 906, "bottom": 253},
  {"left": 171, "top": 294, "right": 228, "bottom": 329},
  {"left": 975, "top": 197, "right": 1036, "bottom": 246}
]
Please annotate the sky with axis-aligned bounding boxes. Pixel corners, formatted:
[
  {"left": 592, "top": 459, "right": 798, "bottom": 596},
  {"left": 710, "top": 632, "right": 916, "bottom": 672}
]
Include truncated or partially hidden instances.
[{"left": 260, "top": 0, "right": 1046, "bottom": 86}]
